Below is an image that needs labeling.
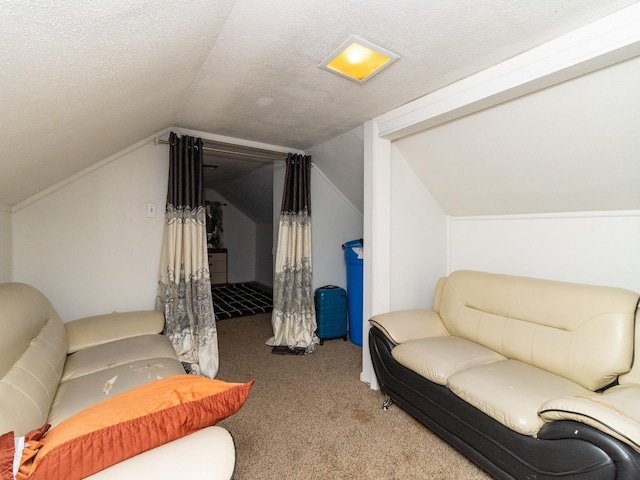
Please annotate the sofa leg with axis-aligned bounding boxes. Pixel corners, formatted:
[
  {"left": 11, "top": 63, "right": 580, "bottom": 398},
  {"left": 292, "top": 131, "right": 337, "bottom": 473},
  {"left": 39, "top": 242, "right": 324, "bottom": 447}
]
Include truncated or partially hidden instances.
[{"left": 382, "top": 395, "right": 394, "bottom": 411}]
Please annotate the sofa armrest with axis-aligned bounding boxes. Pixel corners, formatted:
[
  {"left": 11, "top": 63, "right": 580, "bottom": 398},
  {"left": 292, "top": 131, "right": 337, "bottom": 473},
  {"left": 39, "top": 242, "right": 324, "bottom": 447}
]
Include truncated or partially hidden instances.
[
  {"left": 65, "top": 310, "right": 164, "bottom": 354},
  {"left": 369, "top": 309, "right": 448, "bottom": 345},
  {"left": 539, "top": 385, "right": 640, "bottom": 452}
]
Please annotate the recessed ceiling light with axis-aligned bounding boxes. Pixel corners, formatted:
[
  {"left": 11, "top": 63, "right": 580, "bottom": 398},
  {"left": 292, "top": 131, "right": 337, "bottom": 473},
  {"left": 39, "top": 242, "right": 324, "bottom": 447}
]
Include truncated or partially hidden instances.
[{"left": 320, "top": 35, "right": 400, "bottom": 84}]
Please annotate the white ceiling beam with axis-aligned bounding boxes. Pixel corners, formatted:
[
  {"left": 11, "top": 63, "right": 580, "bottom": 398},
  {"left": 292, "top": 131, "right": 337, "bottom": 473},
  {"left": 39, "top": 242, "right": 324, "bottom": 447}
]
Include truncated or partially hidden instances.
[{"left": 375, "top": 2, "right": 640, "bottom": 141}]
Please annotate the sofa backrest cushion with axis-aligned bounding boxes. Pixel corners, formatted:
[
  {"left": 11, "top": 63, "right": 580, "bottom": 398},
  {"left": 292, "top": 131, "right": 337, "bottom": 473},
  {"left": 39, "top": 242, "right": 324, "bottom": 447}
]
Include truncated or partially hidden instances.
[
  {"left": 0, "top": 283, "right": 68, "bottom": 436},
  {"left": 438, "top": 271, "right": 638, "bottom": 391}
]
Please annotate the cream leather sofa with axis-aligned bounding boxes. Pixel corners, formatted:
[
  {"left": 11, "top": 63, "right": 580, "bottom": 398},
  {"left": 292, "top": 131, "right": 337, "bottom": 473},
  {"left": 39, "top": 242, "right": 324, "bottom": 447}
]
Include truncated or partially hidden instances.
[
  {"left": 369, "top": 270, "right": 640, "bottom": 480},
  {"left": 0, "top": 282, "right": 236, "bottom": 479}
]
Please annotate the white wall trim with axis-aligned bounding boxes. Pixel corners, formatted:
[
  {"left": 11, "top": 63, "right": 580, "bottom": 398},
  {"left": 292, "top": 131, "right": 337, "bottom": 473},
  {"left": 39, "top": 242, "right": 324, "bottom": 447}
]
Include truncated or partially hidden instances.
[
  {"left": 451, "top": 210, "right": 640, "bottom": 223},
  {"left": 374, "top": 3, "right": 640, "bottom": 141},
  {"left": 362, "top": 120, "right": 392, "bottom": 389}
]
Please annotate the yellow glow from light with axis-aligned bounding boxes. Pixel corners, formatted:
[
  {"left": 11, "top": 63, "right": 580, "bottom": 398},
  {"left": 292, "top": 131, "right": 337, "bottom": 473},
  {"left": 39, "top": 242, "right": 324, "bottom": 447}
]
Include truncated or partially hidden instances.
[
  {"left": 345, "top": 43, "right": 368, "bottom": 63},
  {"left": 326, "top": 42, "right": 391, "bottom": 81}
]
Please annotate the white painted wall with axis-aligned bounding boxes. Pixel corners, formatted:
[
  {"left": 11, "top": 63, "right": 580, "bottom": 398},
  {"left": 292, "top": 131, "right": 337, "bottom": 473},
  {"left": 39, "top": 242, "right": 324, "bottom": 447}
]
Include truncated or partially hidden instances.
[
  {"left": 390, "top": 145, "right": 448, "bottom": 310},
  {"left": 205, "top": 189, "right": 256, "bottom": 284},
  {"left": 12, "top": 137, "right": 168, "bottom": 321},
  {"left": 308, "top": 125, "right": 364, "bottom": 215},
  {"left": 306, "top": 141, "right": 364, "bottom": 292},
  {"left": 255, "top": 222, "right": 273, "bottom": 287},
  {"left": 449, "top": 212, "right": 640, "bottom": 292},
  {"left": 310, "top": 167, "right": 363, "bottom": 291},
  {"left": 0, "top": 205, "right": 11, "bottom": 282}
]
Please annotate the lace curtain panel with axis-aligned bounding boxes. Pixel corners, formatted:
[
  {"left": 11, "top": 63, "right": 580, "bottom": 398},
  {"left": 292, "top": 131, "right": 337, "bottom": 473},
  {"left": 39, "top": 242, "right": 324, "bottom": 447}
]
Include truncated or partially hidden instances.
[
  {"left": 266, "top": 154, "right": 319, "bottom": 353},
  {"left": 156, "top": 132, "right": 219, "bottom": 378}
]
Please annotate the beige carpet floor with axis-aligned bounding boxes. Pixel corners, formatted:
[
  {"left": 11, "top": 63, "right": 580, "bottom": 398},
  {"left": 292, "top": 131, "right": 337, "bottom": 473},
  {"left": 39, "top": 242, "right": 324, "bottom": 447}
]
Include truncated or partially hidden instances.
[{"left": 216, "top": 313, "right": 491, "bottom": 480}]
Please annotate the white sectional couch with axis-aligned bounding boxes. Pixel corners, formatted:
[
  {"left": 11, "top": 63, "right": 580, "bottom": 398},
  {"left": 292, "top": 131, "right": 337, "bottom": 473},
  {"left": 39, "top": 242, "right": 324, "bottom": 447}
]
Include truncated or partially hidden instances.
[
  {"left": 369, "top": 270, "right": 640, "bottom": 479},
  {"left": 0, "top": 282, "right": 239, "bottom": 479}
]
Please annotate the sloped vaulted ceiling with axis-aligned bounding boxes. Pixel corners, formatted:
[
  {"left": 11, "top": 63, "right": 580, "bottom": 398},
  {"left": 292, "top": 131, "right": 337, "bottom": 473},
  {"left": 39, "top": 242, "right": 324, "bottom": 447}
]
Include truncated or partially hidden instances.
[
  {"left": 395, "top": 55, "right": 640, "bottom": 216},
  {"left": 1, "top": 0, "right": 235, "bottom": 206},
  {"left": 1, "top": 0, "right": 639, "bottom": 208}
]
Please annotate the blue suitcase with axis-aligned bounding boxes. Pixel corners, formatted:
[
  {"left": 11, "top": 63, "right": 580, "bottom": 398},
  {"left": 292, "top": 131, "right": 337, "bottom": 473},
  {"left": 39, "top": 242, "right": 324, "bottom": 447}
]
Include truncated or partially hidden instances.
[{"left": 315, "top": 285, "right": 348, "bottom": 344}]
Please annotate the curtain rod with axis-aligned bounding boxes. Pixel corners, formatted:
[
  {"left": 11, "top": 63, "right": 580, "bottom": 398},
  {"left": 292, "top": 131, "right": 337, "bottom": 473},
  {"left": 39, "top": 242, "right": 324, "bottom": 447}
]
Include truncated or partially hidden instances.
[{"left": 154, "top": 137, "right": 288, "bottom": 161}]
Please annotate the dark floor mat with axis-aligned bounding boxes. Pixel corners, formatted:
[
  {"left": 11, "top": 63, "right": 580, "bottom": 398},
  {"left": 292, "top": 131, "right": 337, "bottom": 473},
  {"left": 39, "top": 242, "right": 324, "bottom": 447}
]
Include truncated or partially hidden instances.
[
  {"left": 212, "top": 283, "right": 273, "bottom": 321},
  {"left": 271, "top": 346, "right": 308, "bottom": 355}
]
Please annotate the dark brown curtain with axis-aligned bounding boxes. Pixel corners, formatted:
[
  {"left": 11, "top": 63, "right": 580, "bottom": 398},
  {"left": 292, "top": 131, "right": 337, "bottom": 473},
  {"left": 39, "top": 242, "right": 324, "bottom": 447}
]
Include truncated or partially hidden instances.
[
  {"left": 281, "top": 153, "right": 312, "bottom": 215},
  {"left": 156, "top": 132, "right": 218, "bottom": 377},
  {"left": 167, "top": 133, "right": 204, "bottom": 210}
]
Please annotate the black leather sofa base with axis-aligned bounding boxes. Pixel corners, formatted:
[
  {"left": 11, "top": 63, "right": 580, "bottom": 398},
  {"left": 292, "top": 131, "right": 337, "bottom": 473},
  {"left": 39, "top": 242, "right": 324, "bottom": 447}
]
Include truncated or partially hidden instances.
[{"left": 369, "top": 326, "right": 640, "bottom": 479}]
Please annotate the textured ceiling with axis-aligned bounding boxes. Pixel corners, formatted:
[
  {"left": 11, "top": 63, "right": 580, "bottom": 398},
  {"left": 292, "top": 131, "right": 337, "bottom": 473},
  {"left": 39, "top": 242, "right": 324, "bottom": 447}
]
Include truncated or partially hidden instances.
[{"left": 1, "top": 0, "right": 639, "bottom": 208}]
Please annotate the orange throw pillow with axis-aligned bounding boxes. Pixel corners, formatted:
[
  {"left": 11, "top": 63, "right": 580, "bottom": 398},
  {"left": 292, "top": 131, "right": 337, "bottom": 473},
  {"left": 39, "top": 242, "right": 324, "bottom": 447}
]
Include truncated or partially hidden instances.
[
  {"left": 18, "top": 375, "right": 253, "bottom": 480},
  {"left": 0, "top": 431, "right": 14, "bottom": 480}
]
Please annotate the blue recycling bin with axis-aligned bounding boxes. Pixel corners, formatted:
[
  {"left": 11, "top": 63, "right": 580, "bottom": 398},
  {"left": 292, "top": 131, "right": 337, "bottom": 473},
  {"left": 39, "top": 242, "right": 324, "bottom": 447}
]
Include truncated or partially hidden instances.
[{"left": 343, "top": 239, "right": 363, "bottom": 346}]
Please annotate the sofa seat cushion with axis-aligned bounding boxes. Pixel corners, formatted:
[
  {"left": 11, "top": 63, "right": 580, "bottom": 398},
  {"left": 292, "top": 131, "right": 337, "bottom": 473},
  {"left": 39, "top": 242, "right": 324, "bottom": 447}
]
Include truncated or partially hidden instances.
[
  {"left": 448, "top": 359, "right": 592, "bottom": 436},
  {"left": 391, "top": 336, "right": 505, "bottom": 385},
  {"left": 48, "top": 358, "right": 186, "bottom": 427},
  {"left": 539, "top": 384, "right": 640, "bottom": 452},
  {"left": 61, "top": 335, "right": 179, "bottom": 382}
]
